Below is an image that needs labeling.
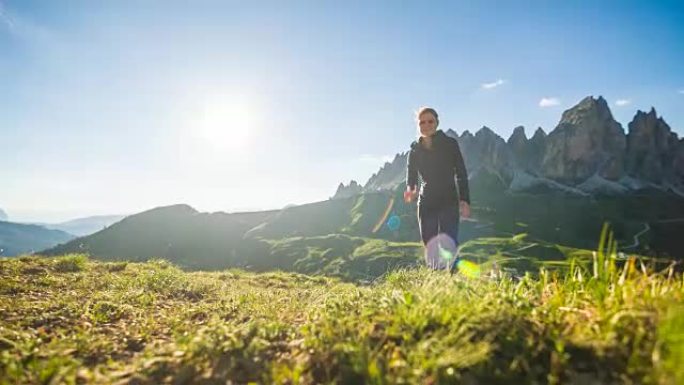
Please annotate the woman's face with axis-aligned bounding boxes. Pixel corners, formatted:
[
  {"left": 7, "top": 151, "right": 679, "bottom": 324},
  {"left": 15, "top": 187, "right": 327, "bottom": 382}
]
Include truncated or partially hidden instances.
[{"left": 418, "top": 112, "right": 438, "bottom": 137}]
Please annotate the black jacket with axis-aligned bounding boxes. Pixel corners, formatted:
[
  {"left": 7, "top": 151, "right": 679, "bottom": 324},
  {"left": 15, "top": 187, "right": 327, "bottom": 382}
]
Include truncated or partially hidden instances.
[{"left": 406, "top": 130, "right": 470, "bottom": 208}]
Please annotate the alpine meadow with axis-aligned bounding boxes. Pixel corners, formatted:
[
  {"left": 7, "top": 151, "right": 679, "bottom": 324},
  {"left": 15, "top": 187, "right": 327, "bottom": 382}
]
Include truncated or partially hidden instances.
[{"left": 2, "top": 2, "right": 684, "bottom": 384}]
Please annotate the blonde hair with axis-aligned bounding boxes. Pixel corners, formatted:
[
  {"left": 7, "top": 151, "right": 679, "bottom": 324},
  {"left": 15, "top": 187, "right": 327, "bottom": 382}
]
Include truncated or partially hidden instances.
[{"left": 415, "top": 106, "right": 439, "bottom": 136}]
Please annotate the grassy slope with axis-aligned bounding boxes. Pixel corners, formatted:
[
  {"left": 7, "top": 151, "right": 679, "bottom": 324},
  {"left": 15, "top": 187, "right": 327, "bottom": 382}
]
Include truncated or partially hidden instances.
[
  {"left": 1, "top": 250, "right": 682, "bottom": 385},
  {"left": 38, "top": 191, "right": 684, "bottom": 275}
]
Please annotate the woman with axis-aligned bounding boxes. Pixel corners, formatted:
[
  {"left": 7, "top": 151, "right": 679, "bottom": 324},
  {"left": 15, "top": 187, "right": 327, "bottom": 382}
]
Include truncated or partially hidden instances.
[{"left": 404, "top": 107, "right": 470, "bottom": 270}]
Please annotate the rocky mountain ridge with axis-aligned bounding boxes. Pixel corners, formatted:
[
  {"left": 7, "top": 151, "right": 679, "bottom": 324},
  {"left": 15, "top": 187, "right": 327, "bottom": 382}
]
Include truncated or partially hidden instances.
[{"left": 335, "top": 96, "right": 684, "bottom": 198}]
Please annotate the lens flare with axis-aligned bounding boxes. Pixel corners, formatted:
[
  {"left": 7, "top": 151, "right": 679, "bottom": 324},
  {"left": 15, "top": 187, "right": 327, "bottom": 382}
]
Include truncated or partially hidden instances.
[
  {"left": 438, "top": 245, "right": 452, "bottom": 261},
  {"left": 425, "top": 233, "right": 457, "bottom": 270},
  {"left": 386, "top": 215, "right": 401, "bottom": 231},
  {"left": 455, "top": 259, "right": 481, "bottom": 279},
  {"left": 372, "top": 197, "right": 395, "bottom": 233}
]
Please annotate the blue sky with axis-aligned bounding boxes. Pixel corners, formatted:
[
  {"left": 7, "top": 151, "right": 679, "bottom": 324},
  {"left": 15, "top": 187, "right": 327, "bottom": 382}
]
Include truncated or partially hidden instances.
[{"left": 1, "top": 0, "right": 683, "bottom": 222}]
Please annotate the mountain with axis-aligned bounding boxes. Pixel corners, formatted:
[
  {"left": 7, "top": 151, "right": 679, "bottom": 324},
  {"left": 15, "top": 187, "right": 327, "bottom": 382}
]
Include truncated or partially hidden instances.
[
  {"left": 625, "top": 108, "right": 684, "bottom": 190},
  {"left": 0, "top": 221, "right": 75, "bottom": 256},
  {"left": 459, "top": 126, "right": 517, "bottom": 180},
  {"left": 332, "top": 180, "right": 363, "bottom": 199},
  {"left": 42, "top": 204, "right": 280, "bottom": 269},
  {"left": 0, "top": 208, "right": 7, "bottom": 221},
  {"left": 337, "top": 95, "right": 684, "bottom": 198},
  {"left": 541, "top": 96, "right": 626, "bottom": 183},
  {"left": 507, "top": 126, "right": 528, "bottom": 168},
  {"left": 42, "top": 215, "right": 126, "bottom": 236},
  {"left": 505, "top": 126, "right": 548, "bottom": 175},
  {"left": 363, "top": 153, "right": 408, "bottom": 192}
]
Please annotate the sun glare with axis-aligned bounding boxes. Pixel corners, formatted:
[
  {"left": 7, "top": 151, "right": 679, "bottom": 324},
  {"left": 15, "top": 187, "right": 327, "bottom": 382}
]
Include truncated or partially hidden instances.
[{"left": 196, "top": 96, "right": 254, "bottom": 151}]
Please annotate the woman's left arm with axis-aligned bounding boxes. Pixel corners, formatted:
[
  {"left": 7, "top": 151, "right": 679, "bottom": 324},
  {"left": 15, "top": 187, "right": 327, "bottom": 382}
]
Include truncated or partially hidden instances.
[{"left": 451, "top": 138, "right": 470, "bottom": 206}]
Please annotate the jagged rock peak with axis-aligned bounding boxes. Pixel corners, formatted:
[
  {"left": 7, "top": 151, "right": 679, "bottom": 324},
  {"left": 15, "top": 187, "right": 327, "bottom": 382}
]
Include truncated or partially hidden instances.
[
  {"left": 362, "top": 151, "right": 409, "bottom": 192},
  {"left": 542, "top": 95, "right": 626, "bottom": 182},
  {"left": 475, "top": 126, "right": 503, "bottom": 140},
  {"left": 633, "top": 107, "right": 658, "bottom": 120},
  {"left": 333, "top": 180, "right": 363, "bottom": 199},
  {"left": 561, "top": 96, "right": 612, "bottom": 116},
  {"left": 445, "top": 128, "right": 458, "bottom": 138},
  {"left": 630, "top": 108, "right": 671, "bottom": 130},
  {"left": 633, "top": 107, "right": 673, "bottom": 129},
  {"left": 556, "top": 95, "right": 624, "bottom": 135},
  {"left": 558, "top": 95, "right": 616, "bottom": 127},
  {"left": 577, "top": 95, "right": 609, "bottom": 109},
  {"left": 508, "top": 126, "right": 527, "bottom": 143},
  {"left": 513, "top": 125, "right": 526, "bottom": 135},
  {"left": 339, "top": 180, "right": 360, "bottom": 187},
  {"left": 460, "top": 130, "right": 474, "bottom": 139},
  {"left": 532, "top": 127, "right": 547, "bottom": 140},
  {"left": 625, "top": 107, "right": 680, "bottom": 184},
  {"left": 477, "top": 125, "right": 493, "bottom": 134}
]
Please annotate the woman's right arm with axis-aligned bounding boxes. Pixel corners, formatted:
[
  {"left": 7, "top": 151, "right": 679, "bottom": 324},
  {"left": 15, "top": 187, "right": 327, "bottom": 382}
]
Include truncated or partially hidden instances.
[
  {"left": 405, "top": 147, "right": 418, "bottom": 202},
  {"left": 406, "top": 147, "right": 418, "bottom": 192}
]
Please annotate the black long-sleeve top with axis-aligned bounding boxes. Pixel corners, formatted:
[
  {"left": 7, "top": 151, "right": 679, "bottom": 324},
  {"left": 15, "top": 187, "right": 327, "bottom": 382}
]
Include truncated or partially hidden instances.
[{"left": 406, "top": 130, "right": 470, "bottom": 209}]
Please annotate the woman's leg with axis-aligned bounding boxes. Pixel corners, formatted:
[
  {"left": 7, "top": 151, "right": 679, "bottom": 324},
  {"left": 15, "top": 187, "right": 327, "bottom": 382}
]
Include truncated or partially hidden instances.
[
  {"left": 437, "top": 201, "right": 460, "bottom": 247},
  {"left": 417, "top": 205, "right": 440, "bottom": 269},
  {"left": 437, "top": 202, "right": 460, "bottom": 271}
]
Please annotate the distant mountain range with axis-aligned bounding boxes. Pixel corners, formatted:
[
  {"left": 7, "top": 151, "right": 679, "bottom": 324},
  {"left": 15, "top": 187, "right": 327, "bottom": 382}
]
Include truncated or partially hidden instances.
[
  {"left": 35, "top": 215, "right": 126, "bottom": 237},
  {"left": 0, "top": 213, "right": 125, "bottom": 257},
  {"left": 334, "top": 96, "right": 684, "bottom": 198},
  {"left": 0, "top": 221, "right": 74, "bottom": 256}
]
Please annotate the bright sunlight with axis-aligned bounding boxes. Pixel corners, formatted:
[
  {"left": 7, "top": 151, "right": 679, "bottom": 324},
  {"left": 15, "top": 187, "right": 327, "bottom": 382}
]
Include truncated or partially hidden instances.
[{"left": 195, "top": 95, "right": 255, "bottom": 152}]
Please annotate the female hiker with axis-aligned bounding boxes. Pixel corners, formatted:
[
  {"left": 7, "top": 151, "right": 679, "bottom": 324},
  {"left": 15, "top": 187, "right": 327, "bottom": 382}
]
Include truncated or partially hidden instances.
[{"left": 404, "top": 107, "right": 470, "bottom": 270}]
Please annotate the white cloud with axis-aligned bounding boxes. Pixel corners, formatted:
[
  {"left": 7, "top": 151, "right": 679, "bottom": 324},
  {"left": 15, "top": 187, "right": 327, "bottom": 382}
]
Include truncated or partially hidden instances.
[
  {"left": 539, "top": 97, "right": 560, "bottom": 107},
  {"left": 615, "top": 99, "right": 631, "bottom": 106},
  {"left": 481, "top": 79, "right": 506, "bottom": 90}
]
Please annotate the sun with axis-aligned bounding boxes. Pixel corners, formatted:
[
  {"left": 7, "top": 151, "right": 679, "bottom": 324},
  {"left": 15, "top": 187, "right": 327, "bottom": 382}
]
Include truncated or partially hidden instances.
[{"left": 196, "top": 96, "right": 254, "bottom": 151}]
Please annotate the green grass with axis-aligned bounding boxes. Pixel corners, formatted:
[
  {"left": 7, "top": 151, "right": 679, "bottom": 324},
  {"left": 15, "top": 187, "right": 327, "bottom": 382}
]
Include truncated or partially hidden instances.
[
  {"left": 263, "top": 234, "right": 421, "bottom": 282},
  {"left": 1, "top": 230, "right": 683, "bottom": 385},
  {"left": 260, "top": 232, "right": 590, "bottom": 283}
]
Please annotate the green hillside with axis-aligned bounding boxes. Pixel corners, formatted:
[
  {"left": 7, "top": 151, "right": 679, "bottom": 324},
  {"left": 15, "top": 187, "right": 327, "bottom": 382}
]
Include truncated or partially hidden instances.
[
  {"left": 46, "top": 223, "right": 598, "bottom": 283},
  {"left": 43, "top": 205, "right": 279, "bottom": 269},
  {"left": 1, "top": 241, "right": 682, "bottom": 384}
]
